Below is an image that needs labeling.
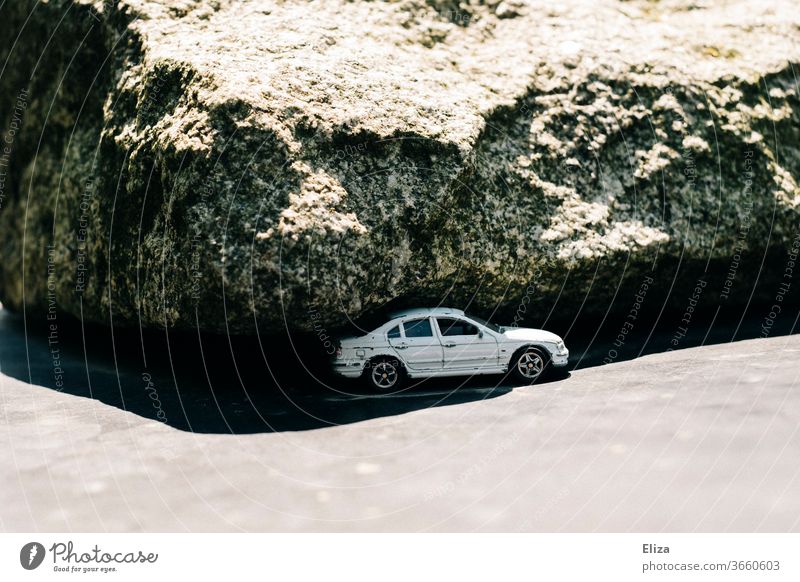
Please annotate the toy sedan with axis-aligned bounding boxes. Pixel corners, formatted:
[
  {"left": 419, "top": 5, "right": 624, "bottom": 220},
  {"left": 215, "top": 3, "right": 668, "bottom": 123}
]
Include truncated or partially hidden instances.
[{"left": 332, "top": 307, "right": 569, "bottom": 392}]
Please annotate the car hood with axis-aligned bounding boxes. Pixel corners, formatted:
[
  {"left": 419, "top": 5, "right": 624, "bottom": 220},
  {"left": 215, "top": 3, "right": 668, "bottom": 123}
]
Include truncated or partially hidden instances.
[{"left": 501, "top": 327, "right": 562, "bottom": 344}]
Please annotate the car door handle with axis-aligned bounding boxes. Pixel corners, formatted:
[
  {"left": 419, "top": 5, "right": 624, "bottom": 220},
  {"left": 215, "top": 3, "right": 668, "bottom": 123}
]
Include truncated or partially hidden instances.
[
  {"left": 443, "top": 342, "right": 457, "bottom": 348},
  {"left": 395, "top": 343, "right": 409, "bottom": 349}
]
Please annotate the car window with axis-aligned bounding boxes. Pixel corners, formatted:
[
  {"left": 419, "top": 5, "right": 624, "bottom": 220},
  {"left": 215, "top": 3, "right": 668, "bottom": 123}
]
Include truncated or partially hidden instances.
[
  {"left": 437, "top": 318, "right": 479, "bottom": 337},
  {"left": 403, "top": 318, "right": 433, "bottom": 338},
  {"left": 466, "top": 314, "right": 502, "bottom": 333},
  {"left": 387, "top": 325, "right": 401, "bottom": 339}
]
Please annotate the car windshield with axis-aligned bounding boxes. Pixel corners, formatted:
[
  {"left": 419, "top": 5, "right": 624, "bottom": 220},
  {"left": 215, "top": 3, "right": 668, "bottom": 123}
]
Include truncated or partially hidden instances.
[{"left": 466, "top": 314, "right": 502, "bottom": 333}]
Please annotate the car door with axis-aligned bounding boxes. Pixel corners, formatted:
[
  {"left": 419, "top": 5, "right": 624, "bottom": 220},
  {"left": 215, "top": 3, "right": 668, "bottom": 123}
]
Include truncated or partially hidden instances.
[
  {"left": 435, "top": 317, "right": 500, "bottom": 370},
  {"left": 389, "top": 317, "right": 444, "bottom": 372}
]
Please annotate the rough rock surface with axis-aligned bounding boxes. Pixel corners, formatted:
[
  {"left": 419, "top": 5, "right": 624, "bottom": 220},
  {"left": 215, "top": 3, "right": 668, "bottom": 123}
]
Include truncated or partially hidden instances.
[{"left": 0, "top": 0, "right": 798, "bottom": 333}]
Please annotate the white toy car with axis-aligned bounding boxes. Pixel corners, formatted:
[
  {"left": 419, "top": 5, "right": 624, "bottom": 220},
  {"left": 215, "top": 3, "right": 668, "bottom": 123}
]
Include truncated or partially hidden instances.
[{"left": 332, "top": 307, "right": 569, "bottom": 392}]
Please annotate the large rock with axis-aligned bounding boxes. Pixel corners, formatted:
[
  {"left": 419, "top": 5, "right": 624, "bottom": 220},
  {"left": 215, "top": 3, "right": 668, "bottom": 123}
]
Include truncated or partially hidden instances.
[{"left": 0, "top": 0, "right": 798, "bottom": 333}]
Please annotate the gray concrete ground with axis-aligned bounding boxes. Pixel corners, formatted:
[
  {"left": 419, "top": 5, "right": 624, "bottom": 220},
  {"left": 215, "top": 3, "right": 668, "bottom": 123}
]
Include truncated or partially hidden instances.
[{"left": 1, "top": 311, "right": 799, "bottom": 531}]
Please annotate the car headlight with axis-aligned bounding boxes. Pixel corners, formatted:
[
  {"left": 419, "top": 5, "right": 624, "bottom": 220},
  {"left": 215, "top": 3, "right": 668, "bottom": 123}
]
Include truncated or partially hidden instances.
[{"left": 556, "top": 340, "right": 565, "bottom": 352}]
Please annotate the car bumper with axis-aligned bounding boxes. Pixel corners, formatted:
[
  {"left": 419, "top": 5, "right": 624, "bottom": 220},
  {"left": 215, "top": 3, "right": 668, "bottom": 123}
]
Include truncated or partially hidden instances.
[
  {"left": 551, "top": 349, "right": 570, "bottom": 367},
  {"left": 331, "top": 360, "right": 366, "bottom": 378}
]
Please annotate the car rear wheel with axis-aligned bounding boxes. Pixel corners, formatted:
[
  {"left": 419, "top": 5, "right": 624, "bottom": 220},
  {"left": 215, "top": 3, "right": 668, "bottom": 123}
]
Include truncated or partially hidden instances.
[
  {"left": 365, "top": 357, "right": 404, "bottom": 393},
  {"left": 510, "top": 347, "right": 548, "bottom": 385}
]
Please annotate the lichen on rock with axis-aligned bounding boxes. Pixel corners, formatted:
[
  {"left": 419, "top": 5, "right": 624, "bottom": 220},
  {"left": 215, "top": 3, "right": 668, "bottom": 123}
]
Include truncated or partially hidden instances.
[{"left": 0, "top": 0, "right": 798, "bottom": 333}]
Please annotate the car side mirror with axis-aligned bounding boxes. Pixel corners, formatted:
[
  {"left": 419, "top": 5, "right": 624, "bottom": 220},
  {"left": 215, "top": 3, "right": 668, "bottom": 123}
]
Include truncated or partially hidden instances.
[{"left": 478, "top": 330, "right": 484, "bottom": 339}]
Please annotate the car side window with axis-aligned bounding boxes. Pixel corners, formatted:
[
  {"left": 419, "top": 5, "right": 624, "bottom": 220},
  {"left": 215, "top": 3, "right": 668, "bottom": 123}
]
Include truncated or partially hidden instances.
[
  {"left": 387, "top": 325, "right": 401, "bottom": 339},
  {"left": 403, "top": 318, "right": 433, "bottom": 338},
  {"left": 437, "top": 318, "right": 479, "bottom": 337}
]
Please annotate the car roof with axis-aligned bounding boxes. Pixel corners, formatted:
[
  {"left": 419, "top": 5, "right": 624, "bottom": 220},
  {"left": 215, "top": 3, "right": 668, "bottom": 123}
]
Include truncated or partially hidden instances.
[{"left": 388, "top": 307, "right": 466, "bottom": 319}]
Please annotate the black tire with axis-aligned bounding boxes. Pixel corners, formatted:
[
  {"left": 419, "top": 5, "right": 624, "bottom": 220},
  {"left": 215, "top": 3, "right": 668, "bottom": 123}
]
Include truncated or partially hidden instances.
[
  {"left": 364, "top": 357, "right": 405, "bottom": 393},
  {"left": 508, "top": 346, "right": 549, "bottom": 385}
]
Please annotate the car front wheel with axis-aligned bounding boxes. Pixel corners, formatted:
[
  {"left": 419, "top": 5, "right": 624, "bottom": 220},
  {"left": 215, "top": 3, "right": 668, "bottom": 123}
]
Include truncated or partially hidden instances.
[
  {"left": 365, "top": 357, "right": 404, "bottom": 393},
  {"left": 510, "top": 347, "right": 548, "bottom": 384}
]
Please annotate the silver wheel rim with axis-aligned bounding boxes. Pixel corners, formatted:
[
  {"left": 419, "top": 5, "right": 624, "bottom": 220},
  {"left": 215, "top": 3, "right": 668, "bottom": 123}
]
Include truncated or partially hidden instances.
[
  {"left": 371, "top": 361, "right": 398, "bottom": 389},
  {"left": 517, "top": 350, "right": 544, "bottom": 379}
]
